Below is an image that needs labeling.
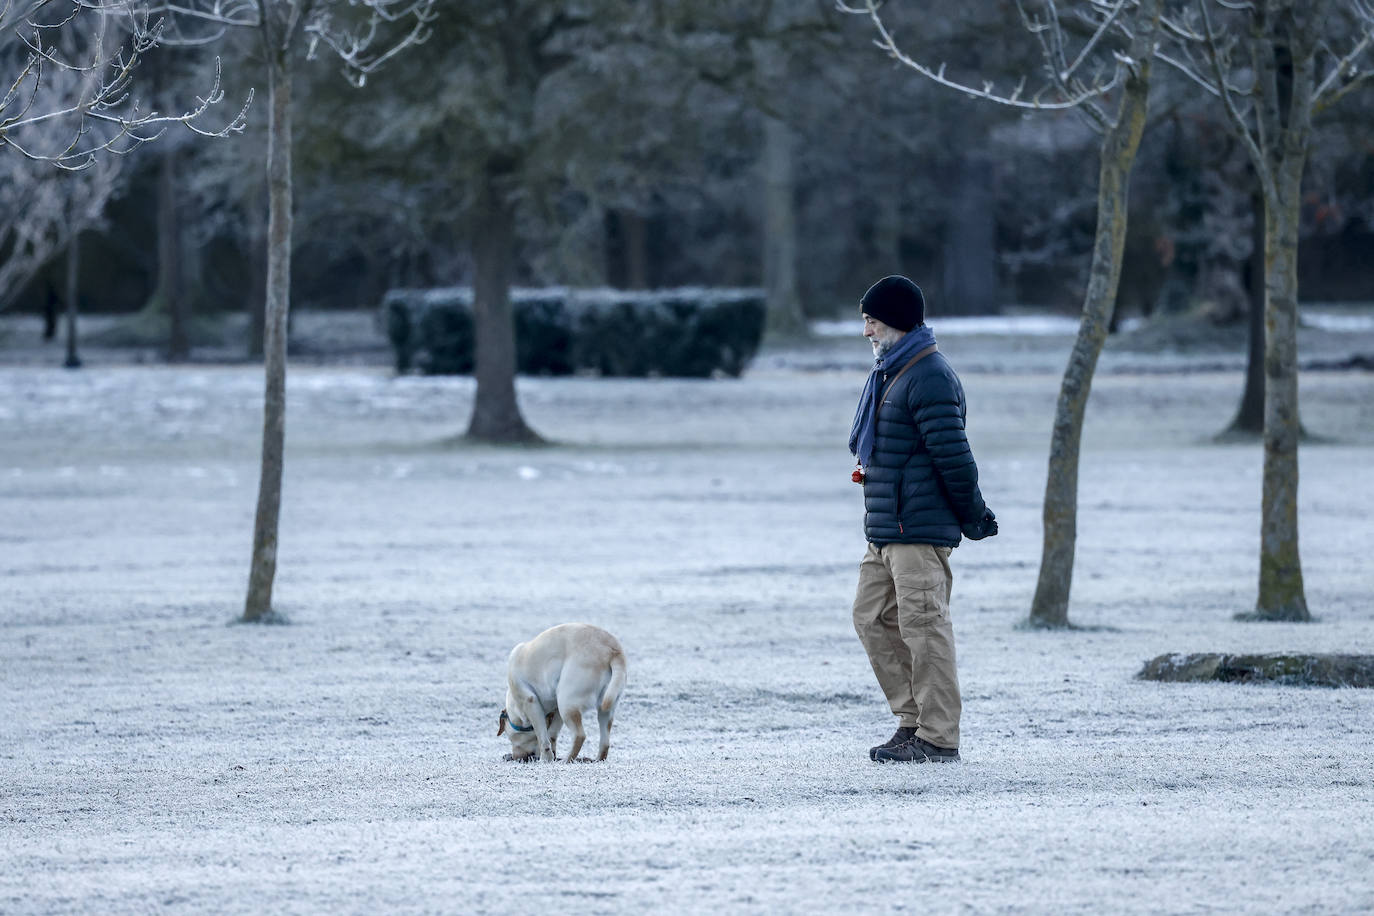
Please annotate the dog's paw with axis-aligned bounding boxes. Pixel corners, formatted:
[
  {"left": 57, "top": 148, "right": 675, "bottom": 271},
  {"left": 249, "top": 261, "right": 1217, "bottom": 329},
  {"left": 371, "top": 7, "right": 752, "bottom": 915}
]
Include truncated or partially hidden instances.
[{"left": 502, "top": 753, "right": 537, "bottom": 763}]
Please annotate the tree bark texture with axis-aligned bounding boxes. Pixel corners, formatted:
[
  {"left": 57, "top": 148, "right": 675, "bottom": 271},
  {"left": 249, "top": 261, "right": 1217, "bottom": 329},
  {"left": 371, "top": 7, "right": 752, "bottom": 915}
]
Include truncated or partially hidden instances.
[
  {"left": 244, "top": 59, "right": 293, "bottom": 621},
  {"left": 1029, "top": 2, "right": 1160, "bottom": 628},
  {"left": 762, "top": 114, "right": 806, "bottom": 338},
  {"left": 1253, "top": 167, "right": 1308, "bottom": 620},
  {"left": 1237, "top": 5, "right": 1311, "bottom": 621},
  {"left": 246, "top": 183, "right": 267, "bottom": 361},
  {"left": 1225, "top": 185, "right": 1266, "bottom": 436},
  {"left": 63, "top": 232, "right": 81, "bottom": 369},
  {"left": 466, "top": 161, "right": 539, "bottom": 443}
]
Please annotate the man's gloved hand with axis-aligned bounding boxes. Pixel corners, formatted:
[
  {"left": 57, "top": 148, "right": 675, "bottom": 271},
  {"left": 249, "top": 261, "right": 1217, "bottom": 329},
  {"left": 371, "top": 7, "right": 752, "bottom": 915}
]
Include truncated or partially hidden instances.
[{"left": 962, "top": 508, "right": 998, "bottom": 540}]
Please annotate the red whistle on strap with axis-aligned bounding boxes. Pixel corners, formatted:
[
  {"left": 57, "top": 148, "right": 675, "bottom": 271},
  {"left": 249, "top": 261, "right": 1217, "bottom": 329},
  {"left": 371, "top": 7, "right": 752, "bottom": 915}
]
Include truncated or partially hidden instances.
[{"left": 852, "top": 465, "right": 865, "bottom": 484}]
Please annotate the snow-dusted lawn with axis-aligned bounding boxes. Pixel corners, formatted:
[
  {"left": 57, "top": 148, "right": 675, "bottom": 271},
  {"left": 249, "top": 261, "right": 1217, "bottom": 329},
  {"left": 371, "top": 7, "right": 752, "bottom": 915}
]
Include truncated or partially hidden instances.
[{"left": 2, "top": 336, "right": 1372, "bottom": 913}]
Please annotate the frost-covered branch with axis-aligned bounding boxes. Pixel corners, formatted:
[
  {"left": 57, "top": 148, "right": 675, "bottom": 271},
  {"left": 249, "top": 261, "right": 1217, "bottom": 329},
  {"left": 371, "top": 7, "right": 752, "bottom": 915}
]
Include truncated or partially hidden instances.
[
  {"left": 1154, "top": 7, "right": 1220, "bottom": 93},
  {"left": 835, "top": 0, "right": 1139, "bottom": 132},
  {"left": 1312, "top": 4, "right": 1374, "bottom": 112},
  {"left": 304, "top": 0, "right": 434, "bottom": 86},
  {"left": 1062, "top": 0, "right": 1128, "bottom": 82},
  {"left": 0, "top": 0, "right": 250, "bottom": 168},
  {"left": 0, "top": 143, "right": 120, "bottom": 308},
  {"left": 1166, "top": 0, "right": 1369, "bottom": 204},
  {"left": 1193, "top": 0, "right": 1271, "bottom": 196},
  {"left": 1165, "top": 1, "right": 1374, "bottom": 127}
]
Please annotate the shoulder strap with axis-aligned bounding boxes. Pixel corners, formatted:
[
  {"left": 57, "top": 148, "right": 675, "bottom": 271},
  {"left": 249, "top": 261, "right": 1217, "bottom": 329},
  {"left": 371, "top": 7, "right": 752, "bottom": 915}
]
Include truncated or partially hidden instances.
[{"left": 879, "top": 344, "right": 937, "bottom": 404}]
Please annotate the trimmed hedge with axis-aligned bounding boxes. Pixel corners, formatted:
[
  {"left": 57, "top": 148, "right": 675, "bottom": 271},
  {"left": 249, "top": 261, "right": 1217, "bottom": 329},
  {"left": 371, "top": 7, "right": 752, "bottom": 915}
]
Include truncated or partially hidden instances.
[{"left": 382, "top": 286, "right": 766, "bottom": 378}]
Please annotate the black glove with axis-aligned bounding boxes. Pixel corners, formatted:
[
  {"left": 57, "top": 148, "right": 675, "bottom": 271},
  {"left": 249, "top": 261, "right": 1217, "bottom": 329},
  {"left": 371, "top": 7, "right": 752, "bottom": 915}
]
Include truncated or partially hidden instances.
[{"left": 962, "top": 508, "right": 998, "bottom": 540}]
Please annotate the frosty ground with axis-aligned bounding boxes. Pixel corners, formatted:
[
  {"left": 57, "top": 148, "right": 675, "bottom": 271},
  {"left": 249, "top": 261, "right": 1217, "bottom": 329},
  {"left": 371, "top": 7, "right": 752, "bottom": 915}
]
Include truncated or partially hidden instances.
[{"left": 2, "top": 315, "right": 1373, "bottom": 913}]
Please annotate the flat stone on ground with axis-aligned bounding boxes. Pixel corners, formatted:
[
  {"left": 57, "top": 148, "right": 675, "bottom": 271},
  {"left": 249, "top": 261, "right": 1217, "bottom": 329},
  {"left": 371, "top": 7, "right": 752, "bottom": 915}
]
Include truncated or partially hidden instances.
[{"left": 1138, "top": 653, "right": 1374, "bottom": 687}]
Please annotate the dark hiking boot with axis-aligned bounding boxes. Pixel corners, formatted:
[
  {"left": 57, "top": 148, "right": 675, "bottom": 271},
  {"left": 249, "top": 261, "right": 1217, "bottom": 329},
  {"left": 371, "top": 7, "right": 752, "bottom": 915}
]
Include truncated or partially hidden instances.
[
  {"left": 873, "top": 734, "right": 961, "bottom": 764},
  {"left": 869, "top": 726, "right": 917, "bottom": 761}
]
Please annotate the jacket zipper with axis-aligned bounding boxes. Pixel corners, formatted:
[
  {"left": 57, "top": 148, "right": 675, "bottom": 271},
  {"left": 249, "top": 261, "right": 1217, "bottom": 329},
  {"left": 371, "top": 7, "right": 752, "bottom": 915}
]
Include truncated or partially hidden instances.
[{"left": 895, "top": 477, "right": 903, "bottom": 534}]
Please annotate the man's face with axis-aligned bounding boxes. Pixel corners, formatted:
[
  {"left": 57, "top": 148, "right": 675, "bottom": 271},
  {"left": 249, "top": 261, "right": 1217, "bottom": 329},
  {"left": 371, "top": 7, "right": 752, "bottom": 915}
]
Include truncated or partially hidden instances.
[{"left": 863, "top": 313, "right": 903, "bottom": 358}]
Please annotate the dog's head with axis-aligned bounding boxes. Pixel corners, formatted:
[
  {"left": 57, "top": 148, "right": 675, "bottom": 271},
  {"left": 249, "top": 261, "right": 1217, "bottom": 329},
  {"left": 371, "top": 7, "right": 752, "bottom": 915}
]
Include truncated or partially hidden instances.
[{"left": 498, "top": 697, "right": 539, "bottom": 761}]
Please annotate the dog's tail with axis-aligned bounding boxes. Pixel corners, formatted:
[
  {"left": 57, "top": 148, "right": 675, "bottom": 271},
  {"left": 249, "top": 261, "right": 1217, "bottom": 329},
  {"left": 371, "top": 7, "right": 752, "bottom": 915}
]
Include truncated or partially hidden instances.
[{"left": 600, "top": 649, "right": 627, "bottom": 713}]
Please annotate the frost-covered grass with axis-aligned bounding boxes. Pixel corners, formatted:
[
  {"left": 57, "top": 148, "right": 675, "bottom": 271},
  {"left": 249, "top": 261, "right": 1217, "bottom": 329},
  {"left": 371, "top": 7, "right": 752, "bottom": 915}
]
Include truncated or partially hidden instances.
[{"left": 2, "top": 333, "right": 1373, "bottom": 913}]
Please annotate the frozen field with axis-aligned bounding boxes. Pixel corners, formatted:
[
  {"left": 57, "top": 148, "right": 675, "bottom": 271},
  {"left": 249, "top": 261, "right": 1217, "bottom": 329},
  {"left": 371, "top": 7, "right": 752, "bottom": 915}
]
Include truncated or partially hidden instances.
[{"left": 2, "top": 323, "right": 1373, "bottom": 913}]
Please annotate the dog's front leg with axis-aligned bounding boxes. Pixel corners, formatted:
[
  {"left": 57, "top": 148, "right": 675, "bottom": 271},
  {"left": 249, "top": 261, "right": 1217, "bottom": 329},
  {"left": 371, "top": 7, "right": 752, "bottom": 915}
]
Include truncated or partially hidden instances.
[
  {"left": 528, "top": 706, "right": 556, "bottom": 762},
  {"left": 512, "top": 681, "right": 557, "bottom": 762},
  {"left": 546, "top": 711, "right": 563, "bottom": 760}
]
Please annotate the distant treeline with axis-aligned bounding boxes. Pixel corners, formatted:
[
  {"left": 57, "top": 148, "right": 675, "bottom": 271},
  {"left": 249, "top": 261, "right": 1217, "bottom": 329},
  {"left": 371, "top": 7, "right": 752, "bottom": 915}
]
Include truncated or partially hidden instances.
[{"left": 9, "top": 1, "right": 1374, "bottom": 329}]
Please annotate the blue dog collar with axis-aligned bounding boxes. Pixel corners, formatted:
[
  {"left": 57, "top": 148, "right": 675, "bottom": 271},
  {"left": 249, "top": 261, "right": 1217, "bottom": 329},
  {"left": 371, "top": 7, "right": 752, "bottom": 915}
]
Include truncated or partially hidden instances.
[{"left": 500, "top": 710, "right": 534, "bottom": 732}]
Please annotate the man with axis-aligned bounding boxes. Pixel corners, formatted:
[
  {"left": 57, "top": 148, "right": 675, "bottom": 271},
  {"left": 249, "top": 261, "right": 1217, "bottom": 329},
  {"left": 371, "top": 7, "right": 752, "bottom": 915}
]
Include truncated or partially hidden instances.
[{"left": 848, "top": 275, "right": 997, "bottom": 764}]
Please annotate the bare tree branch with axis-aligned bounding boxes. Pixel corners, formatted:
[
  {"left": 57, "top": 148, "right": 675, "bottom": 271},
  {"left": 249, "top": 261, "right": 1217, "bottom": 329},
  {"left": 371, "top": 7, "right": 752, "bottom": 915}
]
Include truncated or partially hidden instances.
[
  {"left": 1, "top": 0, "right": 250, "bottom": 167},
  {"left": 1312, "top": 13, "right": 1374, "bottom": 112},
  {"left": 1062, "top": 0, "right": 1128, "bottom": 81},
  {"left": 1193, "top": 0, "right": 1274, "bottom": 199},
  {"left": 304, "top": 0, "right": 435, "bottom": 85},
  {"left": 836, "top": 0, "right": 1125, "bottom": 128}
]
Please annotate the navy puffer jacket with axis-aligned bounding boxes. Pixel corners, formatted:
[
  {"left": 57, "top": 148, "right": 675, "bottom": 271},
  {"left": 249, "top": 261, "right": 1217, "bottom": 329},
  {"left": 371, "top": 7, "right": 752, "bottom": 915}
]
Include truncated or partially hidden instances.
[{"left": 862, "top": 350, "right": 989, "bottom": 546}]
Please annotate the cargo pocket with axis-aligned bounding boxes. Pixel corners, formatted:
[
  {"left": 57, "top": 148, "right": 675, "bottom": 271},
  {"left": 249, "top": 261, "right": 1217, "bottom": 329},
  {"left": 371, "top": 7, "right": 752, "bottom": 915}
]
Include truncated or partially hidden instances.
[{"left": 895, "top": 567, "right": 946, "bottom": 628}]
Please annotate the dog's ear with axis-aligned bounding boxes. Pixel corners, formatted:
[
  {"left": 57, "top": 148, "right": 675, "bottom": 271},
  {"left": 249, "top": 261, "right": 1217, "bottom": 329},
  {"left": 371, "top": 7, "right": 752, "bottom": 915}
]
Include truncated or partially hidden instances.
[
  {"left": 545, "top": 711, "right": 557, "bottom": 727},
  {"left": 497, "top": 709, "right": 508, "bottom": 736}
]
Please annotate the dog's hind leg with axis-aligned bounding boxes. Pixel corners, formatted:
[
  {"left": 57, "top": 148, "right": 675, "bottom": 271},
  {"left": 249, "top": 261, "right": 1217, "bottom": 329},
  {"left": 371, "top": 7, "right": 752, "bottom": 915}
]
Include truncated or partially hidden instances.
[
  {"left": 557, "top": 669, "right": 599, "bottom": 762},
  {"left": 597, "top": 703, "right": 616, "bottom": 761},
  {"left": 561, "top": 708, "right": 586, "bottom": 762},
  {"left": 596, "top": 649, "right": 626, "bottom": 761}
]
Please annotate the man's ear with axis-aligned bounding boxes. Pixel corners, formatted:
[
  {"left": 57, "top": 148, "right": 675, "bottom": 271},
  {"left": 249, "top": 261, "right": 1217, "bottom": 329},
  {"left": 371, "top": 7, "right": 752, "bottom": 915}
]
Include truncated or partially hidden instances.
[{"left": 497, "top": 709, "right": 508, "bottom": 736}]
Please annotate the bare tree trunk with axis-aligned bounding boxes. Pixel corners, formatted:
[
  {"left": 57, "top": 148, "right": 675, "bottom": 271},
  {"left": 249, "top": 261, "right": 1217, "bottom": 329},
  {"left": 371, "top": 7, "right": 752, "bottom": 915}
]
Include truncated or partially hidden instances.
[
  {"left": 1231, "top": 10, "right": 1310, "bottom": 622},
  {"left": 940, "top": 151, "right": 997, "bottom": 315},
  {"left": 762, "top": 114, "right": 806, "bottom": 338},
  {"left": 622, "top": 210, "right": 649, "bottom": 290},
  {"left": 1249, "top": 165, "right": 1308, "bottom": 621},
  {"left": 604, "top": 209, "right": 648, "bottom": 289},
  {"left": 1223, "top": 183, "right": 1266, "bottom": 437},
  {"left": 873, "top": 182, "right": 903, "bottom": 277},
  {"left": 146, "top": 47, "right": 189, "bottom": 363},
  {"left": 43, "top": 281, "right": 59, "bottom": 341},
  {"left": 159, "top": 141, "right": 189, "bottom": 362},
  {"left": 1029, "top": 2, "right": 1159, "bottom": 629},
  {"left": 244, "top": 57, "right": 292, "bottom": 622},
  {"left": 246, "top": 182, "right": 267, "bottom": 361},
  {"left": 63, "top": 233, "right": 81, "bottom": 369},
  {"left": 465, "top": 160, "right": 539, "bottom": 444}
]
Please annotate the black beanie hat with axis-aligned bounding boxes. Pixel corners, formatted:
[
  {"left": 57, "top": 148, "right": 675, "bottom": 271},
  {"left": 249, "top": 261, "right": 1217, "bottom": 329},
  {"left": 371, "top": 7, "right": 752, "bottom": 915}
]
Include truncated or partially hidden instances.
[{"left": 860, "top": 275, "right": 925, "bottom": 332}]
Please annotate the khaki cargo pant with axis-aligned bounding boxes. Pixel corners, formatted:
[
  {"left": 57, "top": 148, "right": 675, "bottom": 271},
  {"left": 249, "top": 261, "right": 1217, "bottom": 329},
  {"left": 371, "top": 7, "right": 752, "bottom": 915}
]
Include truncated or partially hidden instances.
[{"left": 852, "top": 542, "right": 960, "bottom": 749}]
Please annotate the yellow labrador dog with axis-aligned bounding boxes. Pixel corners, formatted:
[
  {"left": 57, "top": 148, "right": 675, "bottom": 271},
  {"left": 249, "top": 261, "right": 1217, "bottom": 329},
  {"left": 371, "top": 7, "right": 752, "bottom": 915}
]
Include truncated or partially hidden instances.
[{"left": 498, "top": 623, "right": 627, "bottom": 763}]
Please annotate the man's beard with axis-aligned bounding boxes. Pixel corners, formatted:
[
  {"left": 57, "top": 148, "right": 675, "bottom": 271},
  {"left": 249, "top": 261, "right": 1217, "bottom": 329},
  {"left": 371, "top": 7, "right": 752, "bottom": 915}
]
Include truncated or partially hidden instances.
[{"left": 872, "top": 337, "right": 894, "bottom": 358}]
